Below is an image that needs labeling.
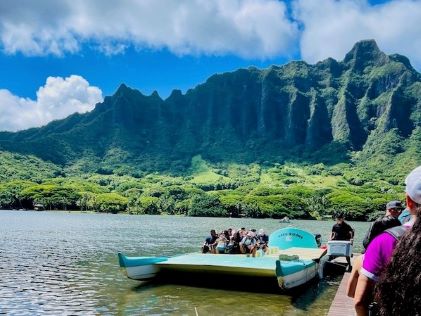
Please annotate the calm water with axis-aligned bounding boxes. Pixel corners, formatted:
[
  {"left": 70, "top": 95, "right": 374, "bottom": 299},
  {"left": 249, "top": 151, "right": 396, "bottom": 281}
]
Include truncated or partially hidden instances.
[{"left": 0, "top": 211, "right": 370, "bottom": 315}]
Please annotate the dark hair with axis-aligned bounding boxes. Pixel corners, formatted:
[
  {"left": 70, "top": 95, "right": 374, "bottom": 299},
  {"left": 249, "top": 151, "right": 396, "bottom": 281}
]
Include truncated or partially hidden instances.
[
  {"left": 375, "top": 205, "right": 421, "bottom": 316},
  {"left": 335, "top": 212, "right": 344, "bottom": 219},
  {"left": 223, "top": 230, "right": 229, "bottom": 239}
]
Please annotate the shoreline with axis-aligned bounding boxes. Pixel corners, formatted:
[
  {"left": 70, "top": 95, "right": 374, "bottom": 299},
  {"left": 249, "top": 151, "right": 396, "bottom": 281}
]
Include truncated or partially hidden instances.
[{"left": 0, "top": 209, "right": 371, "bottom": 222}]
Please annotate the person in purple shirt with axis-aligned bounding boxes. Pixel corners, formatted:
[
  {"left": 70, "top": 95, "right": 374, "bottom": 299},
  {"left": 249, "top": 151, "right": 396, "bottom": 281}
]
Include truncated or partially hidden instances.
[
  {"left": 352, "top": 166, "right": 421, "bottom": 316},
  {"left": 375, "top": 203, "right": 421, "bottom": 315}
]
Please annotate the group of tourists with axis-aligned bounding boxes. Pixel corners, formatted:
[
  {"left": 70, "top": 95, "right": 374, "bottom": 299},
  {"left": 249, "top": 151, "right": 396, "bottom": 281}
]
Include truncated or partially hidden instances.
[
  {"left": 202, "top": 227, "right": 269, "bottom": 256},
  {"left": 344, "top": 165, "right": 421, "bottom": 316},
  {"left": 199, "top": 166, "right": 421, "bottom": 315}
]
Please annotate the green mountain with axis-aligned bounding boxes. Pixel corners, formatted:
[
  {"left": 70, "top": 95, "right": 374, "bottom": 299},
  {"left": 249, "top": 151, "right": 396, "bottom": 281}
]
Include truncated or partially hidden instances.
[
  {"left": 0, "top": 40, "right": 420, "bottom": 174},
  {"left": 1, "top": 40, "right": 420, "bottom": 218}
]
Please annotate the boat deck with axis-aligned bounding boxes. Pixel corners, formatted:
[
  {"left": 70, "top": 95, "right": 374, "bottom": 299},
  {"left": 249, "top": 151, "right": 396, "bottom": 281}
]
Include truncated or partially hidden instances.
[
  {"left": 158, "top": 253, "right": 277, "bottom": 277},
  {"left": 277, "top": 247, "right": 326, "bottom": 260},
  {"left": 156, "top": 250, "right": 322, "bottom": 278}
]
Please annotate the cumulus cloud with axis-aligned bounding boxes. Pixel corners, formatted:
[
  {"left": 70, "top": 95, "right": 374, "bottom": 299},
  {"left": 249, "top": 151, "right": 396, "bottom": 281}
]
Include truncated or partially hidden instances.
[
  {"left": 0, "top": 0, "right": 298, "bottom": 59},
  {"left": 0, "top": 75, "right": 103, "bottom": 132},
  {"left": 294, "top": 0, "right": 421, "bottom": 66}
]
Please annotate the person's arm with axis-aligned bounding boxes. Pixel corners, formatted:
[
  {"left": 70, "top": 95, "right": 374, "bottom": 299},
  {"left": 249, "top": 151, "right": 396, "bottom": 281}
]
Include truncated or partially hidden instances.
[
  {"left": 354, "top": 233, "right": 396, "bottom": 315},
  {"left": 346, "top": 255, "right": 362, "bottom": 298},
  {"left": 353, "top": 274, "right": 374, "bottom": 316},
  {"left": 348, "top": 223, "right": 354, "bottom": 239},
  {"left": 330, "top": 228, "right": 335, "bottom": 240}
]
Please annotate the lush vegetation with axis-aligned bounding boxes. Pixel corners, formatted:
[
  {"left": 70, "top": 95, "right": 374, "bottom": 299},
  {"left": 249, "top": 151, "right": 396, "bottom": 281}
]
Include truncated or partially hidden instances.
[
  {"left": 0, "top": 40, "right": 420, "bottom": 219},
  {"left": 0, "top": 154, "right": 414, "bottom": 220}
]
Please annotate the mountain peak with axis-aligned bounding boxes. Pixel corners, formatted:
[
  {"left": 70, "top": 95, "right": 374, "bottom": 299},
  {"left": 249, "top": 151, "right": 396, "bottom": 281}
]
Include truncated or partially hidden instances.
[
  {"left": 150, "top": 90, "right": 161, "bottom": 99},
  {"left": 0, "top": 40, "right": 419, "bottom": 173},
  {"left": 168, "top": 89, "right": 183, "bottom": 99},
  {"left": 351, "top": 39, "right": 380, "bottom": 52},
  {"left": 115, "top": 83, "right": 131, "bottom": 95},
  {"left": 343, "top": 39, "right": 387, "bottom": 68}
]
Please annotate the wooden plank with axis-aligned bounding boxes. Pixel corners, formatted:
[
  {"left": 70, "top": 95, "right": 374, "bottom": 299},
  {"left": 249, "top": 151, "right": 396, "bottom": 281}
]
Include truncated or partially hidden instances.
[{"left": 327, "top": 272, "right": 354, "bottom": 316}]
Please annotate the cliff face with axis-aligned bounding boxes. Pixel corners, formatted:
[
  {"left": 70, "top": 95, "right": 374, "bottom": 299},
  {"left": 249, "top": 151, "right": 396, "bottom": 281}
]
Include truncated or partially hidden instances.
[{"left": 0, "top": 40, "right": 420, "bottom": 171}]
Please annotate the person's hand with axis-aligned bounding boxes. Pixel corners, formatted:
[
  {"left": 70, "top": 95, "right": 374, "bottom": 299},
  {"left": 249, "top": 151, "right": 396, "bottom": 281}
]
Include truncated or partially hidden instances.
[{"left": 350, "top": 238, "right": 354, "bottom": 245}]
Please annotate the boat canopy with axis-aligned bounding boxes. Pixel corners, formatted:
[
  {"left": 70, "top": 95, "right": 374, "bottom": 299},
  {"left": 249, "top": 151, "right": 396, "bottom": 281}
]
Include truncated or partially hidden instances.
[{"left": 268, "top": 227, "right": 318, "bottom": 249}]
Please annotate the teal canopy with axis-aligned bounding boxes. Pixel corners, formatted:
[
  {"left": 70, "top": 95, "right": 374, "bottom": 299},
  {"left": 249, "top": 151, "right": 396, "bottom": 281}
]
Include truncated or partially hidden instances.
[{"left": 268, "top": 227, "right": 318, "bottom": 249}]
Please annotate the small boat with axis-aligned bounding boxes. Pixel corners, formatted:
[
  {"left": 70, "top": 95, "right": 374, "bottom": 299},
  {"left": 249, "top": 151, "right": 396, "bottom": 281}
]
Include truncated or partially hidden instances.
[
  {"left": 118, "top": 227, "right": 326, "bottom": 290},
  {"left": 34, "top": 203, "right": 45, "bottom": 211},
  {"left": 279, "top": 216, "right": 290, "bottom": 223}
]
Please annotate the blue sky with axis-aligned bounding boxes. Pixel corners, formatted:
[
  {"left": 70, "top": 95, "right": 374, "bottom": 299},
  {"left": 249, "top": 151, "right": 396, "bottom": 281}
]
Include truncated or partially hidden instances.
[
  {"left": 0, "top": 46, "right": 293, "bottom": 100},
  {"left": 0, "top": 0, "right": 420, "bottom": 131}
]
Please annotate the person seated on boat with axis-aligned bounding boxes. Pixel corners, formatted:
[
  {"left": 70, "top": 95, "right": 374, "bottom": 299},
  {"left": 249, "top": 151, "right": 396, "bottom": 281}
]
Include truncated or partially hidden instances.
[
  {"left": 239, "top": 227, "right": 247, "bottom": 238},
  {"left": 328, "top": 213, "right": 354, "bottom": 271},
  {"left": 361, "top": 200, "right": 402, "bottom": 253},
  {"left": 256, "top": 229, "right": 269, "bottom": 253},
  {"left": 223, "top": 229, "right": 231, "bottom": 241},
  {"left": 314, "top": 233, "right": 322, "bottom": 248},
  {"left": 240, "top": 231, "right": 257, "bottom": 256},
  {"left": 202, "top": 229, "right": 218, "bottom": 254},
  {"left": 229, "top": 229, "right": 242, "bottom": 254},
  {"left": 215, "top": 232, "right": 229, "bottom": 254},
  {"left": 227, "top": 227, "right": 233, "bottom": 237},
  {"left": 225, "top": 231, "right": 236, "bottom": 254}
]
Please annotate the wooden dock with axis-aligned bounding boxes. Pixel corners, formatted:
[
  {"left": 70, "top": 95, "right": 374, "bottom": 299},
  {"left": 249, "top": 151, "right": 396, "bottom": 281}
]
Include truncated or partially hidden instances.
[{"left": 327, "top": 272, "right": 354, "bottom": 316}]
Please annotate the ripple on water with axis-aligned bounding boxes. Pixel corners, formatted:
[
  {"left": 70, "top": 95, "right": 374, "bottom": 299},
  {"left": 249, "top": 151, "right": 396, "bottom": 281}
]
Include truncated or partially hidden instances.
[{"left": 0, "top": 211, "right": 366, "bottom": 315}]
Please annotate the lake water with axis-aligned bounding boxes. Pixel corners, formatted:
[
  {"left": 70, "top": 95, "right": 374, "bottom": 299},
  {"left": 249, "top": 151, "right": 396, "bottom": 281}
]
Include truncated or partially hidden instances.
[{"left": 0, "top": 211, "right": 370, "bottom": 315}]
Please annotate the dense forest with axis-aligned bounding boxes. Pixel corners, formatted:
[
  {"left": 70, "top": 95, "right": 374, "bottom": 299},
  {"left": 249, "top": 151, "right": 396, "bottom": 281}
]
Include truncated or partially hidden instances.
[
  {"left": 0, "top": 40, "right": 420, "bottom": 219},
  {"left": 0, "top": 151, "right": 416, "bottom": 220}
]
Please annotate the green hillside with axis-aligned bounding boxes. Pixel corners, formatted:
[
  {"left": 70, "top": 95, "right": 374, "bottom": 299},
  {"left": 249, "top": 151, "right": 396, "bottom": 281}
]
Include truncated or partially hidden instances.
[{"left": 0, "top": 40, "right": 420, "bottom": 218}]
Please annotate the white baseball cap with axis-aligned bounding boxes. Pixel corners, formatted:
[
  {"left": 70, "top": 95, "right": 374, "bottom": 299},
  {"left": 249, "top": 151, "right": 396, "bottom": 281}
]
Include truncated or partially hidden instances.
[{"left": 405, "top": 166, "right": 421, "bottom": 204}]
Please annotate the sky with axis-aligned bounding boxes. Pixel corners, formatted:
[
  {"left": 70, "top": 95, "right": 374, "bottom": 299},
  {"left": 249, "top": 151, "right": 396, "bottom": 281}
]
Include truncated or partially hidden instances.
[{"left": 0, "top": 0, "right": 420, "bottom": 131}]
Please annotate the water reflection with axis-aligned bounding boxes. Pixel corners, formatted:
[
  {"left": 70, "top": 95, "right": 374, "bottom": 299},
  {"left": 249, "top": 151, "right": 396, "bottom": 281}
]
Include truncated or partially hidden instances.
[{"left": 0, "top": 211, "right": 368, "bottom": 315}]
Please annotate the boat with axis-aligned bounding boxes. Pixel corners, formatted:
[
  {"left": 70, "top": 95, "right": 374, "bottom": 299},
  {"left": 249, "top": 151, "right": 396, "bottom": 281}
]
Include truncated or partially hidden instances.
[
  {"left": 118, "top": 227, "right": 327, "bottom": 290},
  {"left": 279, "top": 216, "right": 291, "bottom": 223},
  {"left": 34, "top": 203, "right": 45, "bottom": 211}
]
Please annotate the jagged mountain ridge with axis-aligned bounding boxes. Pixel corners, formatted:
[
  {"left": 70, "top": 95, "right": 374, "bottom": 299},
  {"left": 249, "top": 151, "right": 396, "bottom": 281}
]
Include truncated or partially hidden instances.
[{"left": 0, "top": 40, "right": 420, "bottom": 172}]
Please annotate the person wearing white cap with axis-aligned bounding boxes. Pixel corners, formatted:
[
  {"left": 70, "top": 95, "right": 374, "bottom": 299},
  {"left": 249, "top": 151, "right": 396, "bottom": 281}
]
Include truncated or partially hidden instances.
[
  {"left": 351, "top": 166, "right": 421, "bottom": 316},
  {"left": 375, "top": 166, "right": 421, "bottom": 315}
]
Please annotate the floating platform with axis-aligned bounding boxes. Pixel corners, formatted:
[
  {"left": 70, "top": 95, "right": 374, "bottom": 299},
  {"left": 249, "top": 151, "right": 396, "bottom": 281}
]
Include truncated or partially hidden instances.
[{"left": 118, "top": 227, "right": 327, "bottom": 290}]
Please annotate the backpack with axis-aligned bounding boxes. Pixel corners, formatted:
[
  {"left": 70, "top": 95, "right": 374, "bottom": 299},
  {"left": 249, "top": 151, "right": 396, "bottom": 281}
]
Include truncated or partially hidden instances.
[
  {"left": 362, "top": 216, "right": 402, "bottom": 251},
  {"left": 368, "top": 225, "right": 408, "bottom": 316},
  {"left": 384, "top": 225, "right": 408, "bottom": 241}
]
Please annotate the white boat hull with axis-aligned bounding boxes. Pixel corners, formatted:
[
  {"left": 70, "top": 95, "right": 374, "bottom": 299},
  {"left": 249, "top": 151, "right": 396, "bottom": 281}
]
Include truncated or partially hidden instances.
[
  {"left": 125, "top": 264, "right": 161, "bottom": 280},
  {"left": 278, "top": 263, "right": 318, "bottom": 289}
]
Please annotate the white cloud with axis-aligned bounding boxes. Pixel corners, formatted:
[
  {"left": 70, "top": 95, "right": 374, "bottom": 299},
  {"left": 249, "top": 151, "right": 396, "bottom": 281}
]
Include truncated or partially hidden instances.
[
  {"left": 0, "top": 0, "right": 298, "bottom": 59},
  {"left": 0, "top": 75, "right": 103, "bottom": 132},
  {"left": 294, "top": 0, "right": 421, "bottom": 66},
  {"left": 2, "top": 0, "right": 420, "bottom": 64}
]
